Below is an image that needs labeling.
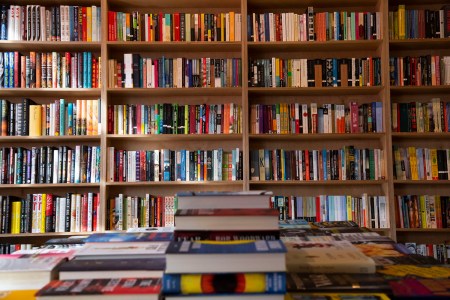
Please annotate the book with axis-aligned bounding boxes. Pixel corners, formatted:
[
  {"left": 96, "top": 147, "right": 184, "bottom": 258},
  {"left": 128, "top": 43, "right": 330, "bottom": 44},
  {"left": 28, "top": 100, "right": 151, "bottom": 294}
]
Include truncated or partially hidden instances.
[
  {"left": 73, "top": 241, "right": 169, "bottom": 260},
  {"left": 285, "top": 240, "right": 376, "bottom": 274},
  {"left": 166, "top": 295, "right": 284, "bottom": 300},
  {"left": 286, "top": 273, "right": 390, "bottom": 292},
  {"left": 286, "top": 293, "right": 391, "bottom": 300},
  {"left": 174, "top": 208, "right": 279, "bottom": 231},
  {"left": 0, "top": 290, "right": 37, "bottom": 299},
  {"left": 35, "top": 278, "right": 161, "bottom": 300},
  {"left": 174, "top": 230, "right": 280, "bottom": 241},
  {"left": 58, "top": 258, "right": 165, "bottom": 280},
  {"left": 163, "top": 272, "right": 286, "bottom": 294},
  {"left": 84, "top": 232, "right": 173, "bottom": 243},
  {"left": 165, "top": 240, "right": 286, "bottom": 273},
  {"left": 0, "top": 256, "right": 66, "bottom": 291},
  {"left": 175, "top": 190, "right": 272, "bottom": 209}
]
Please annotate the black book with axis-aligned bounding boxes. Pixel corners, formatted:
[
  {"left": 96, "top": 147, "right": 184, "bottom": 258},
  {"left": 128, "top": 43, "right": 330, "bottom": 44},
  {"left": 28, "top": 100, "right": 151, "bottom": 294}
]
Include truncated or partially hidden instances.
[
  {"left": 64, "top": 193, "right": 72, "bottom": 232},
  {"left": 189, "top": 151, "right": 195, "bottom": 181},
  {"left": 46, "top": 146, "right": 53, "bottom": 183},
  {"left": 132, "top": 53, "right": 141, "bottom": 88},
  {"left": 180, "top": 13, "right": 185, "bottom": 41}
]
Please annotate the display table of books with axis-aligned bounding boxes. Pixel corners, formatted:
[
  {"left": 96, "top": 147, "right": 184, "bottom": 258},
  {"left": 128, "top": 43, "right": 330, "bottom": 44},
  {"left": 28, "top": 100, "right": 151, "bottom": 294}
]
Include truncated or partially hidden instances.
[{"left": 0, "top": 191, "right": 449, "bottom": 299}]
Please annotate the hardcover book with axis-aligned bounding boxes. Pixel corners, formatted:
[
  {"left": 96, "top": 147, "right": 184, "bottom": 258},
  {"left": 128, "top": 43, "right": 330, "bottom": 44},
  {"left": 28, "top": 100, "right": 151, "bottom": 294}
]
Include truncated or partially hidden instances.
[
  {"left": 35, "top": 278, "right": 161, "bottom": 300},
  {"left": 285, "top": 240, "right": 376, "bottom": 274},
  {"left": 176, "top": 190, "right": 272, "bottom": 209},
  {"left": 165, "top": 240, "right": 286, "bottom": 273},
  {"left": 74, "top": 241, "right": 169, "bottom": 260},
  {"left": 85, "top": 232, "right": 173, "bottom": 243}
]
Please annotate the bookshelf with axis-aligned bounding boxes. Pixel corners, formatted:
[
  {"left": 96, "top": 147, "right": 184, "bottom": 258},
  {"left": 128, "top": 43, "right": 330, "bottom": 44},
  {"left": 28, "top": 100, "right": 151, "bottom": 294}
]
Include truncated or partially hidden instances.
[{"left": 0, "top": 0, "right": 449, "bottom": 247}]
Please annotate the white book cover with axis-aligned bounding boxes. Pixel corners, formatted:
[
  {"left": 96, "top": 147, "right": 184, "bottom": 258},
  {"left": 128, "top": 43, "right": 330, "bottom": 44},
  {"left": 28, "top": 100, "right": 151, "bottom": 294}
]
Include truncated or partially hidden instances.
[{"left": 75, "top": 241, "right": 170, "bottom": 259}]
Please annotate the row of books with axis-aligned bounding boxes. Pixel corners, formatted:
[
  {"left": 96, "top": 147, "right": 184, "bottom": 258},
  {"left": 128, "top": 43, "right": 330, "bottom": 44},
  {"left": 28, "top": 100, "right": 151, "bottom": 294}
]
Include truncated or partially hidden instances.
[
  {"left": 0, "top": 5, "right": 101, "bottom": 41},
  {"left": 250, "top": 102, "right": 383, "bottom": 135},
  {"left": 249, "top": 11, "right": 381, "bottom": 42},
  {"left": 389, "top": 55, "right": 450, "bottom": 86},
  {"left": 107, "top": 148, "right": 243, "bottom": 182},
  {"left": 248, "top": 57, "right": 381, "bottom": 88},
  {"left": 107, "top": 194, "right": 175, "bottom": 231},
  {"left": 109, "top": 56, "right": 242, "bottom": 88},
  {"left": 405, "top": 242, "right": 450, "bottom": 264},
  {"left": 250, "top": 147, "right": 385, "bottom": 182},
  {"left": 395, "top": 194, "right": 449, "bottom": 229},
  {"left": 0, "top": 51, "right": 101, "bottom": 88},
  {"left": 108, "top": 11, "right": 242, "bottom": 42},
  {"left": 0, "top": 98, "right": 101, "bottom": 137},
  {"left": 393, "top": 146, "right": 450, "bottom": 181},
  {"left": 0, "top": 193, "right": 100, "bottom": 234},
  {"left": 0, "top": 243, "right": 32, "bottom": 254},
  {"left": 271, "top": 194, "right": 388, "bottom": 229},
  {"left": 0, "top": 145, "right": 101, "bottom": 185},
  {"left": 389, "top": 5, "right": 450, "bottom": 40},
  {"left": 107, "top": 103, "right": 242, "bottom": 135},
  {"left": 392, "top": 99, "right": 450, "bottom": 133}
]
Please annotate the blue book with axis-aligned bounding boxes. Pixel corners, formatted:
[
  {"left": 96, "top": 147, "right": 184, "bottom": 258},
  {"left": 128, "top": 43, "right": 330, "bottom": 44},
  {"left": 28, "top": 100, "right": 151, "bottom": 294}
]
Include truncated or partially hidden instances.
[
  {"left": 85, "top": 231, "right": 173, "bottom": 243},
  {"left": 83, "top": 52, "right": 88, "bottom": 88},
  {"left": 8, "top": 51, "right": 13, "bottom": 88},
  {"left": 67, "top": 103, "right": 73, "bottom": 135},
  {"left": 165, "top": 240, "right": 286, "bottom": 273},
  {"left": 163, "top": 148, "right": 171, "bottom": 181},
  {"left": 60, "top": 99, "right": 65, "bottom": 135},
  {"left": 3, "top": 51, "right": 8, "bottom": 88},
  {"left": 163, "top": 272, "right": 286, "bottom": 295},
  {"left": 180, "top": 150, "right": 186, "bottom": 181},
  {"left": 87, "top": 52, "right": 92, "bottom": 88}
]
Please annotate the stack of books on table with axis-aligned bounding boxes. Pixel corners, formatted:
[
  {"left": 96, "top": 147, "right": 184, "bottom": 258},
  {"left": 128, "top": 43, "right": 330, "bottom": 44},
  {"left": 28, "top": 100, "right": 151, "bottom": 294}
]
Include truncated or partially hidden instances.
[
  {"left": 163, "top": 190, "right": 287, "bottom": 299},
  {"left": 32, "top": 231, "right": 173, "bottom": 300},
  {"left": 279, "top": 220, "right": 450, "bottom": 299}
]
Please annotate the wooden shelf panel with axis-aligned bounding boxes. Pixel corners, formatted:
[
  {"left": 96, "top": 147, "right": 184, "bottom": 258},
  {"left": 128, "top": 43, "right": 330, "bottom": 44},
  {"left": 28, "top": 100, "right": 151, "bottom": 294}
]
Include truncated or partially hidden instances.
[
  {"left": 389, "top": 0, "right": 447, "bottom": 6},
  {"left": 106, "top": 181, "right": 244, "bottom": 187},
  {"left": 249, "top": 133, "right": 385, "bottom": 141},
  {"left": 0, "top": 183, "right": 100, "bottom": 189},
  {"left": 390, "top": 86, "right": 450, "bottom": 95},
  {"left": 247, "top": 0, "right": 378, "bottom": 10},
  {"left": 0, "top": 136, "right": 101, "bottom": 143},
  {"left": 393, "top": 180, "right": 450, "bottom": 185},
  {"left": 108, "top": 0, "right": 241, "bottom": 9},
  {"left": 250, "top": 180, "right": 386, "bottom": 186},
  {"left": 248, "top": 87, "right": 383, "bottom": 96},
  {"left": 392, "top": 132, "right": 450, "bottom": 140},
  {"left": 107, "top": 134, "right": 243, "bottom": 142},
  {"left": 0, "top": 41, "right": 101, "bottom": 52},
  {"left": 107, "top": 42, "right": 241, "bottom": 52},
  {"left": 396, "top": 228, "right": 450, "bottom": 233},
  {"left": 107, "top": 87, "right": 242, "bottom": 97},
  {"left": 248, "top": 40, "right": 382, "bottom": 52},
  {"left": 0, "top": 88, "right": 101, "bottom": 97},
  {"left": 389, "top": 38, "right": 450, "bottom": 51}
]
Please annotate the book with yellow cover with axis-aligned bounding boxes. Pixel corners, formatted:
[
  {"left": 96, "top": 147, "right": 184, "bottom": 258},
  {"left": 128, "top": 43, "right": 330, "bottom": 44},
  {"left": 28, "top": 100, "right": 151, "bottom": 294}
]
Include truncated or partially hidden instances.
[
  {"left": 286, "top": 293, "right": 391, "bottom": 300},
  {"left": 0, "top": 290, "right": 37, "bottom": 300},
  {"left": 29, "top": 105, "right": 42, "bottom": 136}
]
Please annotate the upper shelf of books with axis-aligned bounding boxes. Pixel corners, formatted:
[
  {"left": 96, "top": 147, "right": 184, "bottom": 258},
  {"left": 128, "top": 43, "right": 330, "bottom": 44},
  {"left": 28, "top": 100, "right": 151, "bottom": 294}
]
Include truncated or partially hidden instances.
[
  {"left": 5, "top": 0, "right": 101, "bottom": 6},
  {"left": 247, "top": 0, "right": 379, "bottom": 10},
  {"left": 107, "top": 0, "right": 241, "bottom": 10}
]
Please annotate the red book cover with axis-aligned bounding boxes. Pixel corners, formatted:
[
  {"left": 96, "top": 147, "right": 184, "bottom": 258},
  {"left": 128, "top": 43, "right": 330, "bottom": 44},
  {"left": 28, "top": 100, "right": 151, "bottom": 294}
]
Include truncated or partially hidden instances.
[
  {"left": 189, "top": 105, "right": 196, "bottom": 134},
  {"left": 107, "top": 105, "right": 113, "bottom": 134},
  {"left": 81, "top": 193, "right": 88, "bottom": 232},
  {"left": 92, "top": 193, "right": 99, "bottom": 231},
  {"left": 205, "top": 104, "right": 210, "bottom": 133},
  {"left": 136, "top": 104, "right": 141, "bottom": 134},
  {"left": 45, "top": 194, "right": 54, "bottom": 232},
  {"left": 36, "top": 278, "right": 161, "bottom": 297},
  {"left": 350, "top": 101, "right": 359, "bottom": 133},
  {"left": 158, "top": 13, "right": 163, "bottom": 42},
  {"left": 118, "top": 149, "right": 124, "bottom": 182},
  {"left": 174, "top": 13, "right": 180, "bottom": 41},
  {"left": 82, "top": 7, "right": 87, "bottom": 41},
  {"left": 157, "top": 196, "right": 163, "bottom": 227},
  {"left": 14, "top": 51, "right": 19, "bottom": 88},
  {"left": 113, "top": 11, "right": 117, "bottom": 41},
  {"left": 108, "top": 11, "right": 114, "bottom": 41},
  {"left": 315, "top": 196, "right": 321, "bottom": 222},
  {"left": 305, "top": 150, "right": 310, "bottom": 180},
  {"left": 153, "top": 60, "right": 158, "bottom": 87}
]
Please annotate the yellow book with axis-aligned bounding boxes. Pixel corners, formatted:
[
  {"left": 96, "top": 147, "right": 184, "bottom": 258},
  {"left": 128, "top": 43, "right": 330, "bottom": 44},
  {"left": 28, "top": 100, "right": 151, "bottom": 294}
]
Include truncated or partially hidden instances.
[
  {"left": 200, "top": 13, "right": 205, "bottom": 41},
  {"left": 220, "top": 13, "right": 225, "bottom": 42},
  {"left": 86, "top": 6, "right": 92, "bottom": 42},
  {"left": 430, "top": 148, "right": 439, "bottom": 180},
  {"left": 419, "top": 195, "right": 428, "bottom": 228},
  {"left": 229, "top": 11, "right": 235, "bottom": 41},
  {"left": 29, "top": 105, "right": 42, "bottom": 136},
  {"left": 0, "top": 290, "right": 37, "bottom": 300},
  {"left": 408, "top": 146, "right": 418, "bottom": 180},
  {"left": 346, "top": 195, "right": 353, "bottom": 221},
  {"left": 11, "top": 201, "right": 21, "bottom": 234},
  {"left": 40, "top": 194, "right": 47, "bottom": 233},
  {"left": 398, "top": 5, "right": 405, "bottom": 39},
  {"left": 86, "top": 99, "right": 93, "bottom": 135},
  {"left": 92, "top": 99, "right": 99, "bottom": 135}
]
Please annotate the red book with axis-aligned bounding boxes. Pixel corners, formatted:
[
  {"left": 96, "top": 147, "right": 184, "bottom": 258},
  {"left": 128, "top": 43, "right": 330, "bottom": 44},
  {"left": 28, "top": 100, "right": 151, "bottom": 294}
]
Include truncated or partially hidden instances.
[
  {"left": 36, "top": 278, "right": 161, "bottom": 299},
  {"left": 158, "top": 13, "right": 163, "bottom": 42},
  {"left": 118, "top": 149, "right": 124, "bottom": 182},
  {"left": 205, "top": 104, "right": 210, "bottom": 133},
  {"left": 81, "top": 193, "right": 88, "bottom": 232},
  {"left": 14, "top": 51, "right": 19, "bottom": 88},
  {"left": 174, "top": 13, "right": 180, "bottom": 41},
  {"left": 108, "top": 11, "right": 114, "bottom": 41},
  {"left": 350, "top": 101, "right": 359, "bottom": 133},
  {"left": 189, "top": 105, "right": 196, "bottom": 134},
  {"left": 112, "top": 11, "right": 117, "bottom": 41},
  {"left": 157, "top": 196, "right": 163, "bottom": 227},
  {"left": 107, "top": 105, "right": 113, "bottom": 134},
  {"left": 305, "top": 150, "right": 310, "bottom": 180},
  {"left": 45, "top": 194, "right": 54, "bottom": 232},
  {"left": 82, "top": 7, "right": 87, "bottom": 41},
  {"left": 92, "top": 193, "right": 99, "bottom": 231}
]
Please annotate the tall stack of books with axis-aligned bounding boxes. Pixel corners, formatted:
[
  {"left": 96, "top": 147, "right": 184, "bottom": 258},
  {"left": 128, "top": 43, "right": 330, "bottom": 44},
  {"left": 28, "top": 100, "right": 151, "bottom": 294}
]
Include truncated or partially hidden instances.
[{"left": 163, "top": 191, "right": 287, "bottom": 299}]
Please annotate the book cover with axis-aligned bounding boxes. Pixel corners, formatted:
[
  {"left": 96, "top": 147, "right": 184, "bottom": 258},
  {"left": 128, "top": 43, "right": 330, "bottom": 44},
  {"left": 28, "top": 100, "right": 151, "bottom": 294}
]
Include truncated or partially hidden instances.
[
  {"left": 166, "top": 240, "right": 286, "bottom": 255},
  {"left": 163, "top": 272, "right": 286, "bottom": 294},
  {"left": 85, "top": 232, "right": 173, "bottom": 243},
  {"left": 36, "top": 278, "right": 161, "bottom": 297},
  {"left": 74, "top": 241, "right": 169, "bottom": 259},
  {"left": 174, "top": 230, "right": 280, "bottom": 241},
  {"left": 285, "top": 240, "right": 376, "bottom": 274}
]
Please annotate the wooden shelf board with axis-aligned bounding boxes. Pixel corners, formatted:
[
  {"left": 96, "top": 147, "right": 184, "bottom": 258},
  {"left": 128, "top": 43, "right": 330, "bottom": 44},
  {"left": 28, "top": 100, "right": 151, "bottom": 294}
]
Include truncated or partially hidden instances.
[
  {"left": 248, "top": 40, "right": 382, "bottom": 52},
  {"left": 0, "top": 183, "right": 100, "bottom": 189},
  {"left": 106, "top": 181, "right": 244, "bottom": 187},
  {"left": 107, "top": 87, "right": 242, "bottom": 97},
  {"left": 0, "top": 88, "right": 101, "bottom": 97},
  {"left": 396, "top": 228, "right": 450, "bottom": 233},
  {"left": 392, "top": 132, "right": 450, "bottom": 139},
  {"left": 249, "top": 133, "right": 384, "bottom": 141},
  {"left": 249, "top": 180, "right": 386, "bottom": 186},
  {"left": 0, "top": 136, "right": 101, "bottom": 143},
  {"left": 0, "top": 41, "right": 101, "bottom": 52},
  {"left": 107, "top": 41, "right": 241, "bottom": 52},
  {"left": 248, "top": 86, "right": 383, "bottom": 96},
  {"left": 107, "top": 134, "right": 243, "bottom": 142},
  {"left": 390, "top": 86, "right": 450, "bottom": 95},
  {"left": 389, "top": 38, "right": 450, "bottom": 51},
  {"left": 393, "top": 180, "right": 450, "bottom": 185}
]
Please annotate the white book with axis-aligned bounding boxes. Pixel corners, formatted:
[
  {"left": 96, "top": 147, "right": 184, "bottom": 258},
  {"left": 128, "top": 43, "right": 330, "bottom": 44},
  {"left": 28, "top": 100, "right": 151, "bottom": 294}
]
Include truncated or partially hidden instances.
[
  {"left": 87, "top": 193, "right": 93, "bottom": 232},
  {"left": 75, "top": 193, "right": 82, "bottom": 232},
  {"left": 74, "top": 241, "right": 170, "bottom": 260},
  {"left": 70, "top": 194, "right": 76, "bottom": 232},
  {"left": 52, "top": 149, "right": 59, "bottom": 184},
  {"left": 74, "top": 145, "right": 81, "bottom": 183},
  {"left": 92, "top": 6, "right": 98, "bottom": 41},
  {"left": 124, "top": 53, "right": 133, "bottom": 88},
  {"left": 59, "top": 196, "right": 66, "bottom": 232}
]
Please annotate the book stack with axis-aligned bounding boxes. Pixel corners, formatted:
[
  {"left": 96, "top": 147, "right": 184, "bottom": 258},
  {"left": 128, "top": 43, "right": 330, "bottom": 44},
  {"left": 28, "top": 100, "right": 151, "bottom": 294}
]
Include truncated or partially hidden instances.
[{"left": 163, "top": 191, "right": 287, "bottom": 299}]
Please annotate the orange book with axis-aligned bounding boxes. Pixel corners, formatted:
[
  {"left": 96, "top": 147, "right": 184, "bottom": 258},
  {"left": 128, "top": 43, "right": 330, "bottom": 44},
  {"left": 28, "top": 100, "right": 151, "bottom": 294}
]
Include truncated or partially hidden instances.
[{"left": 229, "top": 11, "right": 235, "bottom": 41}]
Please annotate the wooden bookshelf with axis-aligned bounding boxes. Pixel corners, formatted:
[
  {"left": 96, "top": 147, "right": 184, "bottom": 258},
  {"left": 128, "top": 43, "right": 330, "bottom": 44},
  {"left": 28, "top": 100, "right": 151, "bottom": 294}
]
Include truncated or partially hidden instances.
[{"left": 1, "top": 0, "right": 450, "bottom": 247}]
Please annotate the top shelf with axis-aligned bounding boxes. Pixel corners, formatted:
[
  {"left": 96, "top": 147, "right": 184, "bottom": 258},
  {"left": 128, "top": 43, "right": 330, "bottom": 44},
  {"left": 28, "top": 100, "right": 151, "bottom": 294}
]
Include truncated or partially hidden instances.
[{"left": 108, "top": 0, "right": 241, "bottom": 9}]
